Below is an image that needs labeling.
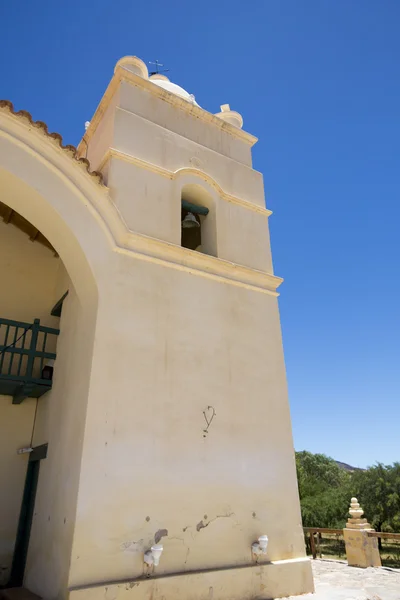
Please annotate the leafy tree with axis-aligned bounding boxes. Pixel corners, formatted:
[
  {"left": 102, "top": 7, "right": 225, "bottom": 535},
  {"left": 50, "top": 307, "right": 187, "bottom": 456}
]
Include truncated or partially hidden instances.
[
  {"left": 295, "top": 451, "right": 351, "bottom": 528},
  {"left": 352, "top": 462, "right": 400, "bottom": 548},
  {"left": 295, "top": 451, "right": 400, "bottom": 545}
]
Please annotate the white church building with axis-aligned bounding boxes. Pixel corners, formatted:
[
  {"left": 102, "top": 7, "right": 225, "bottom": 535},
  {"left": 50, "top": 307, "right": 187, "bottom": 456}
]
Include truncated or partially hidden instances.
[{"left": 0, "top": 56, "right": 313, "bottom": 600}]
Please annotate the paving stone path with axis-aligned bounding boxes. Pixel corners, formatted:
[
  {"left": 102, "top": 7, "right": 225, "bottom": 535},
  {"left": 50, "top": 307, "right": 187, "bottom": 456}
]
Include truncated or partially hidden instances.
[{"left": 283, "top": 559, "right": 400, "bottom": 600}]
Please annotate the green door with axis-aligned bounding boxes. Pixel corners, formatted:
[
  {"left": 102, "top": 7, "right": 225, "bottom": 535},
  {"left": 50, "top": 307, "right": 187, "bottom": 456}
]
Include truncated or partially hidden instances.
[{"left": 9, "top": 444, "right": 47, "bottom": 587}]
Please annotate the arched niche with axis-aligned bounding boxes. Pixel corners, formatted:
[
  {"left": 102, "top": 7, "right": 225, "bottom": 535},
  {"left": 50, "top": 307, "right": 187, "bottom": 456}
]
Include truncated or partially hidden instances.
[{"left": 179, "top": 180, "right": 218, "bottom": 257}]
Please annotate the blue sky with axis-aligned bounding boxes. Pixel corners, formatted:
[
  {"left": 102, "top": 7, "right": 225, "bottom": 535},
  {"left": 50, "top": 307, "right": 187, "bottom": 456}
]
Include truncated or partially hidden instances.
[{"left": 2, "top": 1, "right": 399, "bottom": 467}]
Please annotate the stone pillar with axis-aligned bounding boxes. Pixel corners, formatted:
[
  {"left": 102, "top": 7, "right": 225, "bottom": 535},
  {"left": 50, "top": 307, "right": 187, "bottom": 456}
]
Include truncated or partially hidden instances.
[{"left": 343, "top": 497, "right": 381, "bottom": 568}]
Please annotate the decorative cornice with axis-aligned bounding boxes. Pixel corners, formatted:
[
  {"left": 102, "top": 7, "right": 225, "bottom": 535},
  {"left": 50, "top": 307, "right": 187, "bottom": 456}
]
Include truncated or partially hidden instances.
[
  {"left": 115, "top": 229, "right": 283, "bottom": 296},
  {"left": 77, "top": 67, "right": 258, "bottom": 157},
  {"left": 0, "top": 100, "right": 104, "bottom": 185},
  {"left": 0, "top": 104, "right": 281, "bottom": 296},
  {"left": 99, "top": 148, "right": 273, "bottom": 217}
]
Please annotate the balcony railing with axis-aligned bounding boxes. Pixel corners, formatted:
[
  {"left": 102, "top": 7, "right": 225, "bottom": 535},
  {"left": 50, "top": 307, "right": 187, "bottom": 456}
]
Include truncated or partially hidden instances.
[{"left": 0, "top": 317, "right": 59, "bottom": 404}]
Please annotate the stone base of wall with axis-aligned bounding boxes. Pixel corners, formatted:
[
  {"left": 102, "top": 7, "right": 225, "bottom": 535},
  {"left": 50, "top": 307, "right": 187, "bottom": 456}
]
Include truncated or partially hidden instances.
[{"left": 68, "top": 557, "right": 314, "bottom": 600}]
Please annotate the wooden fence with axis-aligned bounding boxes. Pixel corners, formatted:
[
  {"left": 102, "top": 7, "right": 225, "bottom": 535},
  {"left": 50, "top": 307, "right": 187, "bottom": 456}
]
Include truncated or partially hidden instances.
[
  {"left": 304, "top": 528, "right": 342, "bottom": 560},
  {"left": 304, "top": 527, "right": 400, "bottom": 568}
]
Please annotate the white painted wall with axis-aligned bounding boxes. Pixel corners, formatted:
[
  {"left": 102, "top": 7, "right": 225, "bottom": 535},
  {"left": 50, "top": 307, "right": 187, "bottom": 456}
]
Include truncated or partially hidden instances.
[
  {"left": 118, "top": 82, "right": 254, "bottom": 167},
  {"left": 112, "top": 103, "right": 264, "bottom": 203},
  {"left": 107, "top": 158, "right": 177, "bottom": 244},
  {"left": 68, "top": 252, "right": 304, "bottom": 587},
  {"left": 25, "top": 281, "right": 98, "bottom": 600},
  {"left": 85, "top": 88, "right": 120, "bottom": 174},
  {"left": 0, "top": 219, "right": 60, "bottom": 325},
  {"left": 66, "top": 65, "right": 306, "bottom": 595}
]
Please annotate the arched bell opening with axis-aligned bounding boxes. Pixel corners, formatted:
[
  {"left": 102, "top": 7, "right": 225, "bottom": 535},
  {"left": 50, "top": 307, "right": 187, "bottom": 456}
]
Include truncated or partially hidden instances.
[{"left": 180, "top": 183, "right": 217, "bottom": 257}]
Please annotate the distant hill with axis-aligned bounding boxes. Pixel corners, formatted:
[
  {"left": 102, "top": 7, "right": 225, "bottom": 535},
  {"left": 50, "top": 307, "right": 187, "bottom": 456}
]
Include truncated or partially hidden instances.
[{"left": 335, "top": 460, "right": 363, "bottom": 472}]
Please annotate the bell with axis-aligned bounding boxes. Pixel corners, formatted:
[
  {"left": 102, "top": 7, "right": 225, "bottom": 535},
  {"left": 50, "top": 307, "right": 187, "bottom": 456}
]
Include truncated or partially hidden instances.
[{"left": 182, "top": 212, "right": 200, "bottom": 229}]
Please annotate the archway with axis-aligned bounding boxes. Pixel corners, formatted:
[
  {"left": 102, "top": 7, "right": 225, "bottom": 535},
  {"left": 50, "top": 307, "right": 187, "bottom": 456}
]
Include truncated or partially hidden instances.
[
  {"left": 175, "top": 174, "right": 219, "bottom": 258},
  {"left": 0, "top": 108, "right": 113, "bottom": 597}
]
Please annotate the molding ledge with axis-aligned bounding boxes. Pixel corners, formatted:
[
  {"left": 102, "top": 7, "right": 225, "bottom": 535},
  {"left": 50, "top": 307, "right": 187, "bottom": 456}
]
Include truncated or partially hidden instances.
[
  {"left": 116, "top": 228, "right": 283, "bottom": 296},
  {"left": 68, "top": 557, "right": 313, "bottom": 600},
  {"left": 100, "top": 148, "right": 272, "bottom": 218}
]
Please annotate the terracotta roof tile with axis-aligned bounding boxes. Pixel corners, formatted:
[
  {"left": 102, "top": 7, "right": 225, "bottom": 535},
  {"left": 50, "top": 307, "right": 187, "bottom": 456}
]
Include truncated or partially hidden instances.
[{"left": 0, "top": 100, "right": 104, "bottom": 185}]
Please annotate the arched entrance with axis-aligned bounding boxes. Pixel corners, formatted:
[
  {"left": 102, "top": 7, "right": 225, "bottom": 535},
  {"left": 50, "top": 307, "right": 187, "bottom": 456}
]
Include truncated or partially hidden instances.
[
  {"left": 0, "top": 106, "right": 113, "bottom": 597},
  {"left": 0, "top": 198, "right": 62, "bottom": 588}
]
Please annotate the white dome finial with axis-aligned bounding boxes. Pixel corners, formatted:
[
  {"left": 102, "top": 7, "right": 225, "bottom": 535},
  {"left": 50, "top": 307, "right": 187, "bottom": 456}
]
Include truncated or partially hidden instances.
[
  {"left": 149, "top": 77, "right": 200, "bottom": 107},
  {"left": 215, "top": 104, "right": 243, "bottom": 129}
]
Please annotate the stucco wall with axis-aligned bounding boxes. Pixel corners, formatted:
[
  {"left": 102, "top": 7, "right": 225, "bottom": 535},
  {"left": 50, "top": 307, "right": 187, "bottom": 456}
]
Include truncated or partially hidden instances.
[
  {"left": 112, "top": 105, "right": 264, "bottom": 205},
  {"left": 68, "top": 252, "right": 304, "bottom": 588},
  {"left": 85, "top": 88, "right": 120, "bottom": 173},
  {"left": 0, "top": 219, "right": 60, "bottom": 325},
  {"left": 105, "top": 155, "right": 273, "bottom": 273},
  {"left": 24, "top": 279, "right": 98, "bottom": 600},
  {"left": 69, "top": 558, "right": 314, "bottom": 600},
  {"left": 67, "top": 69, "right": 303, "bottom": 595},
  {"left": 118, "top": 82, "right": 253, "bottom": 168},
  {"left": 217, "top": 200, "right": 273, "bottom": 273},
  {"left": 107, "top": 158, "right": 177, "bottom": 244}
]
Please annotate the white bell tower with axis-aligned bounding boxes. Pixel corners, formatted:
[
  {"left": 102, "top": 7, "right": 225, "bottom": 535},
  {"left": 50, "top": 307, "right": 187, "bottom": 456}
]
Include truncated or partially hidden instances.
[
  {"left": 79, "top": 56, "right": 275, "bottom": 275},
  {"left": 74, "top": 56, "right": 313, "bottom": 600}
]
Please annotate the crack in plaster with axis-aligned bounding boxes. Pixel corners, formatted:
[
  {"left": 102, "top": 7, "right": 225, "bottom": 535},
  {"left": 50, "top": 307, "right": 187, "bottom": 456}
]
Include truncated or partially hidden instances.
[
  {"left": 196, "top": 512, "right": 235, "bottom": 532},
  {"left": 167, "top": 535, "right": 191, "bottom": 565}
]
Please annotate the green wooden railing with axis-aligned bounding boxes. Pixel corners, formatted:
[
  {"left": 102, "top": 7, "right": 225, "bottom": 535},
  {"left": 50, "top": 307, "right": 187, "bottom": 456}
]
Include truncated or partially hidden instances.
[{"left": 0, "top": 317, "right": 59, "bottom": 403}]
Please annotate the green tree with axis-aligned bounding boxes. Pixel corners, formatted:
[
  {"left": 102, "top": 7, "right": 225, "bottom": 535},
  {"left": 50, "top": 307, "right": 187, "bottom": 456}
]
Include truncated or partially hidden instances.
[
  {"left": 352, "top": 462, "right": 400, "bottom": 547},
  {"left": 295, "top": 451, "right": 351, "bottom": 528},
  {"left": 295, "top": 452, "right": 400, "bottom": 547}
]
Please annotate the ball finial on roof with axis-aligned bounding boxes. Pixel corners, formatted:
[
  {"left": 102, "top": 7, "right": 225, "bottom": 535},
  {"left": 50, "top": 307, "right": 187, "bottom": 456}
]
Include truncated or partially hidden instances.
[
  {"left": 214, "top": 104, "right": 243, "bottom": 129},
  {"left": 115, "top": 56, "right": 149, "bottom": 79}
]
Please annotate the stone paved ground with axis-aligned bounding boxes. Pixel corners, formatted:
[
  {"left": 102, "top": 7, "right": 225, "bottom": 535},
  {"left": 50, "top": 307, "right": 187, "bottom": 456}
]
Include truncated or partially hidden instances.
[{"left": 283, "top": 559, "right": 400, "bottom": 600}]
